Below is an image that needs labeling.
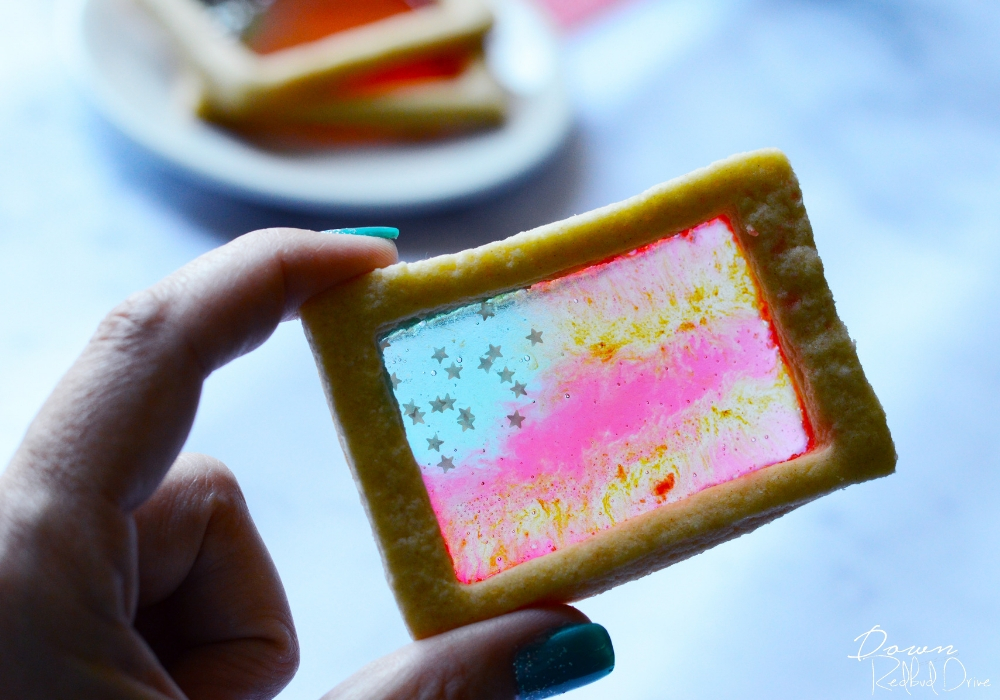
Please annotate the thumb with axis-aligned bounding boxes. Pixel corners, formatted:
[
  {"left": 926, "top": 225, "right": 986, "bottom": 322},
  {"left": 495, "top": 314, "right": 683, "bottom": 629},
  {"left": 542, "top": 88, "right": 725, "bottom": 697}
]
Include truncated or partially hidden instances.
[{"left": 324, "top": 606, "right": 614, "bottom": 700}]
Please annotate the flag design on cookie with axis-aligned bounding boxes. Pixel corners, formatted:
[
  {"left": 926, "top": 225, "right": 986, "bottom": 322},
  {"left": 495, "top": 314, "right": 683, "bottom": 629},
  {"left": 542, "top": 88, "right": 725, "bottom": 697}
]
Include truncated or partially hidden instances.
[{"left": 379, "top": 217, "right": 812, "bottom": 583}]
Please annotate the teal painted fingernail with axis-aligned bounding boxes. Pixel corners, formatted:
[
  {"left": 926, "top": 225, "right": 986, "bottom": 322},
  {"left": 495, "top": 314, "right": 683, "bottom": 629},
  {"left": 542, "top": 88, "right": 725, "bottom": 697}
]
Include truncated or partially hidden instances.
[
  {"left": 514, "top": 623, "right": 614, "bottom": 699},
  {"left": 321, "top": 227, "right": 399, "bottom": 240}
]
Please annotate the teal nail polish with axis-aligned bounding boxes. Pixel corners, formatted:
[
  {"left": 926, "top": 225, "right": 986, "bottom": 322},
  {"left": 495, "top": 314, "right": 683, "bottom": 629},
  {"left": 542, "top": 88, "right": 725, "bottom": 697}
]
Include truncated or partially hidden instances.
[
  {"left": 514, "top": 623, "right": 615, "bottom": 699},
  {"left": 321, "top": 227, "right": 399, "bottom": 240}
]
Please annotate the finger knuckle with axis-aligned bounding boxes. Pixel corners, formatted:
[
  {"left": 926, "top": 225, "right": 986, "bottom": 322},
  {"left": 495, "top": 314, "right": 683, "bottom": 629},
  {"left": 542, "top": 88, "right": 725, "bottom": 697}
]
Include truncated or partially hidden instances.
[
  {"left": 94, "top": 284, "right": 209, "bottom": 376},
  {"left": 171, "top": 454, "right": 248, "bottom": 515},
  {"left": 96, "top": 290, "right": 170, "bottom": 349},
  {"left": 199, "top": 461, "right": 247, "bottom": 512},
  {"left": 266, "top": 620, "right": 301, "bottom": 684}
]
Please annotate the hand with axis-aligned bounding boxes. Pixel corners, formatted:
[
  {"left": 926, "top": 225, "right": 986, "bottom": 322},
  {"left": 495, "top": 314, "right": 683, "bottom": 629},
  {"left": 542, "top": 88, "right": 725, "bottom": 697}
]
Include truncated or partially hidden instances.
[{"left": 0, "top": 229, "right": 613, "bottom": 699}]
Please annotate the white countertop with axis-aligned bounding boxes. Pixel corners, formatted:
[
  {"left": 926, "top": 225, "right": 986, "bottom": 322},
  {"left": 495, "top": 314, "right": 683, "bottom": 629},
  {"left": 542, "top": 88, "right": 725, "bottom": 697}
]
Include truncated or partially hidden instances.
[{"left": 2, "top": 0, "right": 999, "bottom": 697}]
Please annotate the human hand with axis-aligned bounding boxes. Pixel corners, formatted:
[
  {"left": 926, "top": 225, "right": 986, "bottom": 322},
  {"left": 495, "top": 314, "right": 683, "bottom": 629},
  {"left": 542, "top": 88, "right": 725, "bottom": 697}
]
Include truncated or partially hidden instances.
[{"left": 0, "top": 229, "right": 614, "bottom": 699}]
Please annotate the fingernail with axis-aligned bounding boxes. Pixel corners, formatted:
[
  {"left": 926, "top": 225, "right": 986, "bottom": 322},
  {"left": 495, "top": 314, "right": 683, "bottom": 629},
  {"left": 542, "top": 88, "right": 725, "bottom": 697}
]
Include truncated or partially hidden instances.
[
  {"left": 514, "top": 623, "right": 615, "bottom": 699},
  {"left": 321, "top": 227, "right": 399, "bottom": 240}
]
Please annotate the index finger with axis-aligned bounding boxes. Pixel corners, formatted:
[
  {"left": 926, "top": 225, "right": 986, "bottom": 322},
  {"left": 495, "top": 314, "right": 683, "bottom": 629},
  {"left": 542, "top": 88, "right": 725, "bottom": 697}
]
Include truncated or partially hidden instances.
[{"left": 5, "top": 229, "right": 396, "bottom": 512}]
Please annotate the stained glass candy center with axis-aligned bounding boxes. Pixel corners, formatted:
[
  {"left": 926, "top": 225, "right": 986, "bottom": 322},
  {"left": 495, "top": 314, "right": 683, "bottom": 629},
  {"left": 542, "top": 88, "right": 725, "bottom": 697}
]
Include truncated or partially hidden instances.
[
  {"left": 200, "top": 0, "right": 427, "bottom": 52},
  {"left": 380, "top": 217, "right": 812, "bottom": 584}
]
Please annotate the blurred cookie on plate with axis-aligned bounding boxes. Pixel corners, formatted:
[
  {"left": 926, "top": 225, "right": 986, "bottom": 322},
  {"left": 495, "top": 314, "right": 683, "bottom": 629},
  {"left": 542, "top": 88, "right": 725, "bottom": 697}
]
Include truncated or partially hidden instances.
[{"left": 136, "top": 0, "right": 508, "bottom": 143}]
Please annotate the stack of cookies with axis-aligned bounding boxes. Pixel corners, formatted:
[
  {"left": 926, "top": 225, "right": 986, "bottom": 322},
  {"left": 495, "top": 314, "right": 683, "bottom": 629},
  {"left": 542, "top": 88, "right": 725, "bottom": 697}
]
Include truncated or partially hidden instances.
[{"left": 139, "top": 0, "right": 507, "bottom": 144}]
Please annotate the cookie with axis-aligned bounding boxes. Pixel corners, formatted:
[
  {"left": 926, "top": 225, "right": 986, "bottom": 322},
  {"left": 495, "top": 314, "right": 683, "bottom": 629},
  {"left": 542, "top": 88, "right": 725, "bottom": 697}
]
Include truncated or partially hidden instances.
[{"left": 301, "top": 149, "right": 895, "bottom": 638}]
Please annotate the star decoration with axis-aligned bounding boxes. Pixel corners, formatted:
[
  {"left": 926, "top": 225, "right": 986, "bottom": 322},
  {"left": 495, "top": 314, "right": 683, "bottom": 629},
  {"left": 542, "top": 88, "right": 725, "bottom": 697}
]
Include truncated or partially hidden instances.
[
  {"left": 526, "top": 328, "right": 544, "bottom": 345},
  {"left": 497, "top": 366, "right": 515, "bottom": 383},
  {"left": 430, "top": 395, "right": 455, "bottom": 412},
  {"left": 507, "top": 410, "right": 525, "bottom": 428},
  {"left": 432, "top": 347, "right": 448, "bottom": 364},
  {"left": 486, "top": 344, "right": 503, "bottom": 361},
  {"left": 478, "top": 356, "right": 494, "bottom": 372},
  {"left": 402, "top": 400, "right": 419, "bottom": 417},
  {"left": 409, "top": 407, "right": 425, "bottom": 425},
  {"left": 390, "top": 373, "right": 401, "bottom": 390},
  {"left": 438, "top": 456, "right": 455, "bottom": 472},
  {"left": 427, "top": 434, "right": 444, "bottom": 451},
  {"left": 445, "top": 363, "right": 463, "bottom": 379},
  {"left": 510, "top": 381, "right": 527, "bottom": 398},
  {"left": 458, "top": 408, "right": 476, "bottom": 431},
  {"left": 478, "top": 302, "right": 495, "bottom": 321}
]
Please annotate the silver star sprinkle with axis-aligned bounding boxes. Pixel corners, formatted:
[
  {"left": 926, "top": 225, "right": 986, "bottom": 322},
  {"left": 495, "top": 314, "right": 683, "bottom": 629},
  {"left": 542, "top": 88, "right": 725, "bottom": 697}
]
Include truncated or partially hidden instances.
[
  {"left": 478, "top": 302, "right": 495, "bottom": 321},
  {"left": 445, "top": 363, "right": 463, "bottom": 379},
  {"left": 478, "top": 356, "right": 494, "bottom": 372},
  {"left": 497, "top": 366, "right": 515, "bottom": 383},
  {"left": 438, "top": 456, "right": 455, "bottom": 472},
  {"left": 409, "top": 407, "right": 425, "bottom": 425},
  {"left": 526, "top": 328, "right": 544, "bottom": 345},
  {"left": 440, "top": 394, "right": 456, "bottom": 411},
  {"left": 432, "top": 347, "right": 448, "bottom": 363},
  {"left": 510, "top": 381, "right": 527, "bottom": 398},
  {"left": 429, "top": 397, "right": 446, "bottom": 412},
  {"left": 507, "top": 410, "right": 525, "bottom": 428},
  {"left": 427, "top": 434, "right": 444, "bottom": 451},
  {"left": 390, "top": 373, "right": 401, "bottom": 390},
  {"left": 458, "top": 408, "right": 476, "bottom": 431},
  {"left": 486, "top": 344, "right": 503, "bottom": 361},
  {"left": 402, "top": 400, "right": 419, "bottom": 416}
]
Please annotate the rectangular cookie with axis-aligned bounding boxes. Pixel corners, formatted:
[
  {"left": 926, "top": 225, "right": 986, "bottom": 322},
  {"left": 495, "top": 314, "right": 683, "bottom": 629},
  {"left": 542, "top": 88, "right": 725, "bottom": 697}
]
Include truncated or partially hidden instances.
[
  {"left": 212, "top": 58, "right": 506, "bottom": 145},
  {"left": 301, "top": 149, "right": 895, "bottom": 638}
]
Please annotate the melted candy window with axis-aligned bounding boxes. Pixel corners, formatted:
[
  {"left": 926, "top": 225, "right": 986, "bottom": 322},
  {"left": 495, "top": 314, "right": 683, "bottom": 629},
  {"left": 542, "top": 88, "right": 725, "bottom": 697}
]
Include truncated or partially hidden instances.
[
  {"left": 199, "top": 0, "right": 434, "bottom": 53},
  {"left": 380, "top": 217, "right": 812, "bottom": 584}
]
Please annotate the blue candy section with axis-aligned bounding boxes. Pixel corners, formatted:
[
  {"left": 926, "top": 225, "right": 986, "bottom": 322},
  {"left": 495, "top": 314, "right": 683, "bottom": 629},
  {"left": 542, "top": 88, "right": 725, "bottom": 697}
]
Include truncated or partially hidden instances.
[{"left": 380, "top": 291, "right": 553, "bottom": 473}]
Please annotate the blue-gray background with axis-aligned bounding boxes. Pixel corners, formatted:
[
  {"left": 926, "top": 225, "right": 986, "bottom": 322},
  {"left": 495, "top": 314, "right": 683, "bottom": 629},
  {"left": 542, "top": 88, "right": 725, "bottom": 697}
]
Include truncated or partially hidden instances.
[{"left": 2, "top": 0, "right": 998, "bottom": 697}]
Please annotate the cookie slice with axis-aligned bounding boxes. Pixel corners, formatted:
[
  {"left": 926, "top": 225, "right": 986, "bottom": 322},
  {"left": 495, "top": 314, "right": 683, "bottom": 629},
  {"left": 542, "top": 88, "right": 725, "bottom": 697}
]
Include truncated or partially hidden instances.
[{"left": 209, "top": 57, "right": 506, "bottom": 145}]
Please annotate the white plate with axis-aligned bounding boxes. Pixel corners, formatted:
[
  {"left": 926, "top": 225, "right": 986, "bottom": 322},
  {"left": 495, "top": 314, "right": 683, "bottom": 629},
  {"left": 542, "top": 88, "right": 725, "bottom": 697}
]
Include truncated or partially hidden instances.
[{"left": 58, "top": 0, "right": 571, "bottom": 212}]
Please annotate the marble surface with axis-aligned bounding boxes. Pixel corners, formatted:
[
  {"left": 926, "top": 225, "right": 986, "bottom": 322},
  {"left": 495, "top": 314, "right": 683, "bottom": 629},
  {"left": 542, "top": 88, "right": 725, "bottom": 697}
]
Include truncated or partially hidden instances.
[{"left": 2, "top": 0, "right": 1000, "bottom": 697}]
